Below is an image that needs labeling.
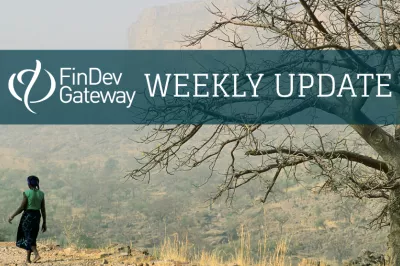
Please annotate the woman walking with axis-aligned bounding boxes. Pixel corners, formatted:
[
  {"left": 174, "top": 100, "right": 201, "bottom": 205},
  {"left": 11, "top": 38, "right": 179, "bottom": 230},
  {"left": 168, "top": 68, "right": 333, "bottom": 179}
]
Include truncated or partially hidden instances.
[{"left": 8, "top": 176, "right": 47, "bottom": 263}]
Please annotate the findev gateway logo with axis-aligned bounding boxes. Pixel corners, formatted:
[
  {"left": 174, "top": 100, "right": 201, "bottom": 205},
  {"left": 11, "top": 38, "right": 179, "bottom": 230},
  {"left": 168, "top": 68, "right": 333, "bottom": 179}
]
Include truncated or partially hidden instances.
[
  {"left": 8, "top": 60, "right": 136, "bottom": 114},
  {"left": 9, "top": 60, "right": 56, "bottom": 114}
]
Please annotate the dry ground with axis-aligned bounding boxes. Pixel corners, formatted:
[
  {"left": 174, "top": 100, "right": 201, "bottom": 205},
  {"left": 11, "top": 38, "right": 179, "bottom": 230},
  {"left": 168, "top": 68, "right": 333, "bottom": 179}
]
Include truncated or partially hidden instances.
[{"left": 0, "top": 242, "right": 187, "bottom": 266}]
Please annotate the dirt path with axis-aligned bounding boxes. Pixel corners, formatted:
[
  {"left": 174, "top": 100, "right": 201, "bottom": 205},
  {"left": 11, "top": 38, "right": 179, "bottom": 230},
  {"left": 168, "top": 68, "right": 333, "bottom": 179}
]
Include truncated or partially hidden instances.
[
  {"left": 0, "top": 242, "right": 99, "bottom": 266},
  {"left": 0, "top": 242, "right": 182, "bottom": 266}
]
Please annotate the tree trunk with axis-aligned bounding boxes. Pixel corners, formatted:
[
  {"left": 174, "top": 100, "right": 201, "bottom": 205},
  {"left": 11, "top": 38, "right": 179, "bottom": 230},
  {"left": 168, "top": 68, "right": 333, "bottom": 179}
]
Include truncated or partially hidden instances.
[{"left": 388, "top": 187, "right": 400, "bottom": 265}]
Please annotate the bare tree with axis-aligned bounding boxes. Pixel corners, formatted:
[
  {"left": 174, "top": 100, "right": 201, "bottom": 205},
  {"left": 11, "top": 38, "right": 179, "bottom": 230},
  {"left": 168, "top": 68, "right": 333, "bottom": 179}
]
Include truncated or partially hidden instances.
[
  {"left": 129, "top": 0, "right": 400, "bottom": 264},
  {"left": 335, "top": 199, "right": 359, "bottom": 224}
]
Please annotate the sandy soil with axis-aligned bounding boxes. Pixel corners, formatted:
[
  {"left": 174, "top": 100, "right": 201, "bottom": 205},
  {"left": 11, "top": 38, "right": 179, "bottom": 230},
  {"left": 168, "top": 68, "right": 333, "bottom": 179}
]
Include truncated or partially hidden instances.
[{"left": 0, "top": 242, "right": 184, "bottom": 266}]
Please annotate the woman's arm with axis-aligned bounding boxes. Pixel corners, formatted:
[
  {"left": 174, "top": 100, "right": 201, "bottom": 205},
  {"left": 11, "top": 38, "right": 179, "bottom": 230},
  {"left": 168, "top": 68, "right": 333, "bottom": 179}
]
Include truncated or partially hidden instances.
[
  {"left": 8, "top": 193, "right": 27, "bottom": 223},
  {"left": 41, "top": 197, "right": 47, "bottom": 232}
]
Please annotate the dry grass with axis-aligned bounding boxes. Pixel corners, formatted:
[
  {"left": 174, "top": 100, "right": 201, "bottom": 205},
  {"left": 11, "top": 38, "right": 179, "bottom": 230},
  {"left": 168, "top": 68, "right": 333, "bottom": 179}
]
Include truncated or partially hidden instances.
[
  {"left": 158, "top": 233, "right": 191, "bottom": 262},
  {"left": 156, "top": 226, "right": 330, "bottom": 266},
  {"left": 231, "top": 226, "right": 289, "bottom": 266},
  {"left": 196, "top": 251, "right": 225, "bottom": 266},
  {"left": 36, "top": 225, "right": 333, "bottom": 266}
]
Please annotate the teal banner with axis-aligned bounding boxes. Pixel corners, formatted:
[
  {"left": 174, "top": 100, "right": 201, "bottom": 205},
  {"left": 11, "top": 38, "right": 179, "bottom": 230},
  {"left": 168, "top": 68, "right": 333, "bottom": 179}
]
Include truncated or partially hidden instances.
[{"left": 1, "top": 50, "right": 399, "bottom": 124}]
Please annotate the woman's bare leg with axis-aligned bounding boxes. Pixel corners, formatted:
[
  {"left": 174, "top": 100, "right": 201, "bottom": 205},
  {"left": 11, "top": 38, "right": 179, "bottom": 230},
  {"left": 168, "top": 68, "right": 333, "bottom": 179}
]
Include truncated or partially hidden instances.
[
  {"left": 31, "top": 246, "right": 41, "bottom": 263},
  {"left": 26, "top": 250, "right": 32, "bottom": 263}
]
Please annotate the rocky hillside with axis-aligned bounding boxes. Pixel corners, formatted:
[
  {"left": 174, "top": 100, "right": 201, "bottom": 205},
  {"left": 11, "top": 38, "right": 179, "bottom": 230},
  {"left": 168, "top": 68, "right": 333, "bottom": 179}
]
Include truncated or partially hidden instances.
[{"left": 129, "top": 0, "right": 263, "bottom": 49}]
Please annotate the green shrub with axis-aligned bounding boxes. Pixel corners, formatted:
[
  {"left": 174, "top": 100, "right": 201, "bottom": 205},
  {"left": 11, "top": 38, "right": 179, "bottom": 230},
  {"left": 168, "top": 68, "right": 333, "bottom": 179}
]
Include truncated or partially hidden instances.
[{"left": 315, "top": 218, "right": 326, "bottom": 229}]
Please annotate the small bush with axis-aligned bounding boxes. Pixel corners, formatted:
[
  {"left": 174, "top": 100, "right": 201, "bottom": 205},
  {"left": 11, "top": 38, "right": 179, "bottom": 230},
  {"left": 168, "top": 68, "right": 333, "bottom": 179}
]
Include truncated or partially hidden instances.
[{"left": 315, "top": 218, "right": 326, "bottom": 229}]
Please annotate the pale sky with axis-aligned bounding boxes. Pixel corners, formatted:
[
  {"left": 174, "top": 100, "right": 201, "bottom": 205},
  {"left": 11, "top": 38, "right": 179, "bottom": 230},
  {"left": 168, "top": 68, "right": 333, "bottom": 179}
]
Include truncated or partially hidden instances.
[{"left": 1, "top": 0, "right": 195, "bottom": 49}]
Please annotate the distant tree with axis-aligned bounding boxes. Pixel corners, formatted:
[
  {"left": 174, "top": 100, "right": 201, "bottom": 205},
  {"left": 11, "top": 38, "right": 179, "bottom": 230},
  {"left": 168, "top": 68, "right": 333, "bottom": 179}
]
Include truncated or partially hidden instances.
[
  {"left": 103, "top": 158, "right": 119, "bottom": 176},
  {"left": 335, "top": 200, "right": 358, "bottom": 224},
  {"left": 315, "top": 218, "right": 326, "bottom": 231},
  {"left": 272, "top": 211, "right": 290, "bottom": 235},
  {"left": 130, "top": 0, "right": 400, "bottom": 264},
  {"left": 150, "top": 197, "right": 176, "bottom": 224},
  {"left": 325, "top": 233, "right": 354, "bottom": 264},
  {"left": 315, "top": 205, "right": 322, "bottom": 217}
]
